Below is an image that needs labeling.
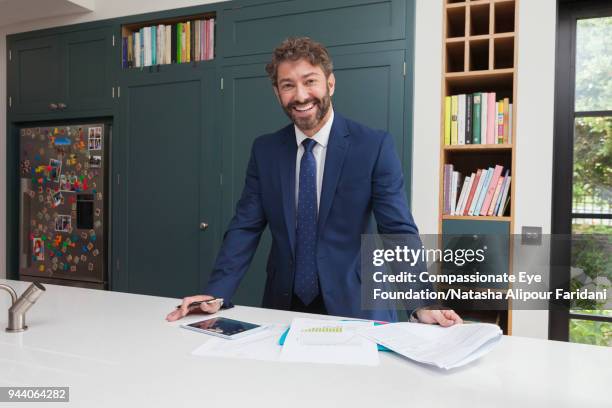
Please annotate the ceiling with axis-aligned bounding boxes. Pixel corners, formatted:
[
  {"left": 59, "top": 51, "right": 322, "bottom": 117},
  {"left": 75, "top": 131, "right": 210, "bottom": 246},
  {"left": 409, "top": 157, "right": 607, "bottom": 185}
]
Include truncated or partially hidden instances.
[{"left": 0, "top": 0, "right": 94, "bottom": 28}]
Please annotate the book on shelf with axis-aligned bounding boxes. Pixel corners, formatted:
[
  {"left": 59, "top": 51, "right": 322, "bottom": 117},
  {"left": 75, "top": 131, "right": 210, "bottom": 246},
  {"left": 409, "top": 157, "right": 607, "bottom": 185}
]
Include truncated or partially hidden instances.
[
  {"left": 444, "top": 165, "right": 511, "bottom": 217},
  {"left": 444, "top": 96, "right": 451, "bottom": 146},
  {"left": 443, "top": 92, "right": 512, "bottom": 146},
  {"left": 457, "top": 94, "right": 466, "bottom": 145},
  {"left": 451, "top": 95, "right": 458, "bottom": 145},
  {"left": 472, "top": 93, "right": 481, "bottom": 144},
  {"left": 465, "top": 94, "right": 473, "bottom": 144},
  {"left": 123, "top": 17, "right": 215, "bottom": 68}
]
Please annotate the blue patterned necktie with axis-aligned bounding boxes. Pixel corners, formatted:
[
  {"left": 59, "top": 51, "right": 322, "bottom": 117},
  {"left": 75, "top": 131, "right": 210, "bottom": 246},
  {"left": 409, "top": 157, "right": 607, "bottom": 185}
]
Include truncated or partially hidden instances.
[{"left": 294, "top": 138, "right": 319, "bottom": 305}]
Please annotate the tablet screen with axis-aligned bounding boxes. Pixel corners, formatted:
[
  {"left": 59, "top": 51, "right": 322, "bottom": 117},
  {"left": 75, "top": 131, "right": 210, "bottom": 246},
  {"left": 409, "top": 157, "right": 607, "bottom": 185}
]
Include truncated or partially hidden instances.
[{"left": 186, "top": 317, "right": 260, "bottom": 336}]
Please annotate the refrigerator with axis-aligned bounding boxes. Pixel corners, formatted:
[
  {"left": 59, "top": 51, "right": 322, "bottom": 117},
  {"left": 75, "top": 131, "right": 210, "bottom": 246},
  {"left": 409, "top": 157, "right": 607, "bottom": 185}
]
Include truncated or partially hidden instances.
[{"left": 18, "top": 123, "right": 109, "bottom": 290}]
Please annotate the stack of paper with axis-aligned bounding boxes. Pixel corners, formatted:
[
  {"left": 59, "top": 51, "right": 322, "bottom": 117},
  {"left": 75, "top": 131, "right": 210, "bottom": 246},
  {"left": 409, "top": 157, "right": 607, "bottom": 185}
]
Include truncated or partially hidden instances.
[
  {"left": 280, "top": 318, "right": 379, "bottom": 366},
  {"left": 359, "top": 322, "right": 502, "bottom": 369}
]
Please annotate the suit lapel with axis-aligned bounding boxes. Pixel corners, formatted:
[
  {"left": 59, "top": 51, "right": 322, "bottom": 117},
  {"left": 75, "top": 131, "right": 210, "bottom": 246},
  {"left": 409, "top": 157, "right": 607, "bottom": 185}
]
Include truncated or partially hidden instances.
[
  {"left": 279, "top": 126, "right": 297, "bottom": 258},
  {"left": 317, "top": 114, "right": 350, "bottom": 236}
]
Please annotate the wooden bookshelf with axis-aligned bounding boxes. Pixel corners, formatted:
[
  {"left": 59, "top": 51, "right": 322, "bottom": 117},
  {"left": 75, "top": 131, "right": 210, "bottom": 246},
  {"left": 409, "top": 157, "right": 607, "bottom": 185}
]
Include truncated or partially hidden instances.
[
  {"left": 120, "top": 11, "right": 216, "bottom": 69},
  {"left": 439, "top": 0, "right": 519, "bottom": 334}
]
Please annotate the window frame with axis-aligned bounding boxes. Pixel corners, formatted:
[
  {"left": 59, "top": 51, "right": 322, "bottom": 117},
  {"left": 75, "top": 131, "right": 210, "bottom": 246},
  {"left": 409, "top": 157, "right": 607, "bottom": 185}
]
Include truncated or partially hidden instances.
[{"left": 550, "top": 0, "right": 612, "bottom": 342}]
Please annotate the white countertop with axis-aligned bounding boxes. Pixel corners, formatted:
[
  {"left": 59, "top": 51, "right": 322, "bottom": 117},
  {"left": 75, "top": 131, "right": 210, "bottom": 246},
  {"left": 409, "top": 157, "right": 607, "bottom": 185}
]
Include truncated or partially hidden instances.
[{"left": 0, "top": 279, "right": 609, "bottom": 407}]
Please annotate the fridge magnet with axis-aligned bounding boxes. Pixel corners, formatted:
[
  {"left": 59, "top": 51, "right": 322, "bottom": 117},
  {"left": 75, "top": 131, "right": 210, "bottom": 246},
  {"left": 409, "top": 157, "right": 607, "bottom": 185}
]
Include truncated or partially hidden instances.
[
  {"left": 95, "top": 208, "right": 101, "bottom": 217},
  {"left": 54, "top": 137, "right": 71, "bottom": 146},
  {"left": 81, "top": 255, "right": 87, "bottom": 262},
  {"left": 96, "top": 192, "right": 103, "bottom": 201},
  {"left": 29, "top": 190, "right": 36, "bottom": 199},
  {"left": 88, "top": 128, "right": 102, "bottom": 151},
  {"left": 38, "top": 194, "right": 44, "bottom": 203},
  {"left": 74, "top": 256, "right": 80, "bottom": 265},
  {"left": 81, "top": 232, "right": 88, "bottom": 240},
  {"left": 59, "top": 262, "right": 65, "bottom": 270},
  {"left": 49, "top": 159, "right": 62, "bottom": 181},
  {"left": 59, "top": 174, "right": 69, "bottom": 191},
  {"left": 87, "top": 243, "right": 94, "bottom": 251},
  {"left": 67, "top": 254, "right": 73, "bottom": 263},
  {"left": 36, "top": 212, "right": 43, "bottom": 220},
  {"left": 92, "top": 249, "right": 99, "bottom": 257},
  {"left": 88, "top": 263, "right": 94, "bottom": 271},
  {"left": 89, "top": 155, "right": 102, "bottom": 168},
  {"left": 67, "top": 154, "right": 77, "bottom": 166},
  {"left": 94, "top": 220, "right": 102, "bottom": 229},
  {"left": 39, "top": 265, "right": 45, "bottom": 272},
  {"left": 89, "top": 229, "right": 96, "bottom": 238},
  {"left": 70, "top": 265, "right": 77, "bottom": 272},
  {"left": 55, "top": 215, "right": 71, "bottom": 232},
  {"left": 52, "top": 191, "right": 63, "bottom": 208},
  {"left": 42, "top": 225, "right": 48, "bottom": 233},
  {"left": 33, "top": 238, "right": 44, "bottom": 261},
  {"left": 20, "top": 159, "right": 31, "bottom": 175}
]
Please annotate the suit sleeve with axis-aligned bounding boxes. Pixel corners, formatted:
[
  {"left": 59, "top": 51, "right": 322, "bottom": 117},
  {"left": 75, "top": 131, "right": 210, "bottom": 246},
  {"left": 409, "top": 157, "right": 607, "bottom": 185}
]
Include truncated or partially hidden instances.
[
  {"left": 204, "top": 140, "right": 267, "bottom": 301},
  {"left": 371, "top": 132, "right": 436, "bottom": 314}
]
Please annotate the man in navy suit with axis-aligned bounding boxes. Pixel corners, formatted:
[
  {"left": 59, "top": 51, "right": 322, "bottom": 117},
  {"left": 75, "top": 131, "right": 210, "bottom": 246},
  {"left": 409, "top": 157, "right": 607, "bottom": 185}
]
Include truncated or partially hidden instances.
[{"left": 167, "top": 37, "right": 461, "bottom": 326}]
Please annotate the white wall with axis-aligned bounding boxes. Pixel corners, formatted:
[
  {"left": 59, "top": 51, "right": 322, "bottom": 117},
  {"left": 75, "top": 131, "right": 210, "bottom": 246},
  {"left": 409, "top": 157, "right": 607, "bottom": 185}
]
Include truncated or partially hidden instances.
[
  {"left": 412, "top": 0, "right": 558, "bottom": 339},
  {"left": 1, "top": 0, "right": 558, "bottom": 339}
]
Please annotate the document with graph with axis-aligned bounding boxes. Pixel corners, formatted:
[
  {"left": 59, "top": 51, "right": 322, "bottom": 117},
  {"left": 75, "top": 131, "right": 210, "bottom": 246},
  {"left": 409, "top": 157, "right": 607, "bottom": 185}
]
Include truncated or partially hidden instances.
[
  {"left": 358, "top": 322, "right": 502, "bottom": 370},
  {"left": 280, "top": 318, "right": 379, "bottom": 366}
]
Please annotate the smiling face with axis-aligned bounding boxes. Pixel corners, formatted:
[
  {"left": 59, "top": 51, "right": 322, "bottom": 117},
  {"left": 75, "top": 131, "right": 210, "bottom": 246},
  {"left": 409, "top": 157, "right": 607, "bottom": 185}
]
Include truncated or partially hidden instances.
[{"left": 274, "top": 58, "right": 335, "bottom": 136}]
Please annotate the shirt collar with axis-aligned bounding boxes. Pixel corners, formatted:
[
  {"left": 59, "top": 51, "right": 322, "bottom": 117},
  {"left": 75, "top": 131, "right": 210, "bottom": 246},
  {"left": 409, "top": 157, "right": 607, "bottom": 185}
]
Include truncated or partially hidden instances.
[{"left": 295, "top": 109, "right": 334, "bottom": 148}]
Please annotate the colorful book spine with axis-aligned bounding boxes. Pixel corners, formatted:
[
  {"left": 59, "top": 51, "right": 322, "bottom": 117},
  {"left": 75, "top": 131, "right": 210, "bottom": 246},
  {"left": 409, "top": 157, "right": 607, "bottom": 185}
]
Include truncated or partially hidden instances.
[
  {"left": 508, "top": 103, "right": 513, "bottom": 144},
  {"left": 480, "top": 165, "right": 504, "bottom": 215},
  {"left": 451, "top": 95, "right": 458, "bottom": 145},
  {"left": 480, "top": 92, "right": 487, "bottom": 144},
  {"left": 458, "top": 94, "right": 466, "bottom": 145},
  {"left": 456, "top": 175, "right": 471, "bottom": 216},
  {"left": 466, "top": 94, "right": 473, "bottom": 144},
  {"left": 488, "top": 176, "right": 505, "bottom": 216},
  {"left": 497, "top": 101, "right": 504, "bottom": 144},
  {"left": 444, "top": 96, "right": 451, "bottom": 146},
  {"left": 487, "top": 92, "right": 496, "bottom": 144},
  {"left": 467, "top": 169, "right": 487, "bottom": 216},
  {"left": 495, "top": 171, "right": 511, "bottom": 216},
  {"left": 473, "top": 168, "right": 493, "bottom": 215},
  {"left": 472, "top": 93, "right": 481, "bottom": 144},
  {"left": 503, "top": 98, "right": 510, "bottom": 144},
  {"left": 209, "top": 18, "right": 215, "bottom": 59},
  {"left": 443, "top": 164, "right": 453, "bottom": 215},
  {"left": 463, "top": 169, "right": 481, "bottom": 216}
]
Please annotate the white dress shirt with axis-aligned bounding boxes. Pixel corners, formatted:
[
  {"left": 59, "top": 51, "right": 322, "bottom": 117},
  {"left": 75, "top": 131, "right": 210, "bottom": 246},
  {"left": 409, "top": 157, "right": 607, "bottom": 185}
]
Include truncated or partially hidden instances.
[{"left": 295, "top": 110, "right": 334, "bottom": 210}]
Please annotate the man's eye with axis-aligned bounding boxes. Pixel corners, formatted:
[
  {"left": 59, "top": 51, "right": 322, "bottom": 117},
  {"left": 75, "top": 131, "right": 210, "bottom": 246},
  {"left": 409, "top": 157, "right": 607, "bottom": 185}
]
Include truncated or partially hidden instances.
[
  {"left": 306, "top": 79, "right": 315, "bottom": 85},
  {"left": 281, "top": 84, "right": 294, "bottom": 91}
]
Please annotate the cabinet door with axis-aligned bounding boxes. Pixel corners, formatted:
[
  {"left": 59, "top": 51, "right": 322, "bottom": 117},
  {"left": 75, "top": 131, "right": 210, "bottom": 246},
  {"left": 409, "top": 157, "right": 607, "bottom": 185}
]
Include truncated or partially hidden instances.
[
  {"left": 220, "top": 49, "right": 407, "bottom": 307},
  {"left": 61, "top": 27, "right": 114, "bottom": 112},
  {"left": 113, "top": 68, "right": 219, "bottom": 298},
  {"left": 8, "top": 35, "right": 64, "bottom": 115}
]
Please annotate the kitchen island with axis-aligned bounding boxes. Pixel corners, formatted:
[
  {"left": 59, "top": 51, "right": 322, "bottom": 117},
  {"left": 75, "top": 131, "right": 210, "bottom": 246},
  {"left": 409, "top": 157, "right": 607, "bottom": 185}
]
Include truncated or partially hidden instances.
[{"left": 0, "top": 279, "right": 609, "bottom": 407}]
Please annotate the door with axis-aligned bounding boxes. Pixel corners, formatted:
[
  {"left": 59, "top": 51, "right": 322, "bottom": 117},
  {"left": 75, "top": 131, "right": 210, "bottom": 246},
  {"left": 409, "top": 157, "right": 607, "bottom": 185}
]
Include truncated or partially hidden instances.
[
  {"left": 8, "top": 35, "right": 64, "bottom": 115},
  {"left": 221, "top": 49, "right": 407, "bottom": 306},
  {"left": 61, "top": 27, "right": 114, "bottom": 112},
  {"left": 114, "top": 67, "right": 219, "bottom": 298}
]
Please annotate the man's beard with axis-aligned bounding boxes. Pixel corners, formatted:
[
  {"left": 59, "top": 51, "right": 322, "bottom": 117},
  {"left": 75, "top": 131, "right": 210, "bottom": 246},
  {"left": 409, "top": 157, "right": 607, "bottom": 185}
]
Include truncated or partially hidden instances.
[{"left": 282, "top": 88, "right": 331, "bottom": 131}]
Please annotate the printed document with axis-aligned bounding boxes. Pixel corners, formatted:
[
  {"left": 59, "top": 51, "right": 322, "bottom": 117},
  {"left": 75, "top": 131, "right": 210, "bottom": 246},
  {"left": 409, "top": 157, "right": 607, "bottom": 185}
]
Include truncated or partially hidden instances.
[
  {"left": 359, "top": 322, "right": 502, "bottom": 369},
  {"left": 280, "top": 318, "right": 379, "bottom": 366}
]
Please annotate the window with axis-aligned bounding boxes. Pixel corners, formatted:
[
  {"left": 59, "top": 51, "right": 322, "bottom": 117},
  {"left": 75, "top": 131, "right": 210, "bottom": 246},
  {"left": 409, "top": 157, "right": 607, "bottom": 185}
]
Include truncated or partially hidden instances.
[{"left": 551, "top": 0, "right": 611, "bottom": 346}]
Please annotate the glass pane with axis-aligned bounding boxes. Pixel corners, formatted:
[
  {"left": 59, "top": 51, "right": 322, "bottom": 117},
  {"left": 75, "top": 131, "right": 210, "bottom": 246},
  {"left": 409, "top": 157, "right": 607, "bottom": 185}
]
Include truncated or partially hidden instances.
[
  {"left": 572, "top": 117, "right": 612, "bottom": 216},
  {"left": 571, "top": 220, "right": 611, "bottom": 318},
  {"left": 569, "top": 318, "right": 611, "bottom": 347},
  {"left": 575, "top": 17, "right": 612, "bottom": 112}
]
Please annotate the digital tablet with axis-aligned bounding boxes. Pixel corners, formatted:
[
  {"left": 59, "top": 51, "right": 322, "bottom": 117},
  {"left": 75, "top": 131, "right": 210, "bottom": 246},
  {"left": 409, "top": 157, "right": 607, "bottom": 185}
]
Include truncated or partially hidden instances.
[{"left": 181, "top": 317, "right": 266, "bottom": 340}]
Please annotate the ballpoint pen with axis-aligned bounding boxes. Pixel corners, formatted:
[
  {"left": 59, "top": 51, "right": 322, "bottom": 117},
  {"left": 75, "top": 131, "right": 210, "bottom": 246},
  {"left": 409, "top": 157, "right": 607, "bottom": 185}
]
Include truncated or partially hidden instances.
[{"left": 175, "top": 298, "right": 224, "bottom": 309}]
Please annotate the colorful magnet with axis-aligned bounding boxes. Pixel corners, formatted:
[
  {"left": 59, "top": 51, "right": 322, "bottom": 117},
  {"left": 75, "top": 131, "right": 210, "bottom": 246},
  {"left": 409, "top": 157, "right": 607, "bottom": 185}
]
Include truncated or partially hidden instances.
[{"left": 33, "top": 238, "right": 44, "bottom": 261}]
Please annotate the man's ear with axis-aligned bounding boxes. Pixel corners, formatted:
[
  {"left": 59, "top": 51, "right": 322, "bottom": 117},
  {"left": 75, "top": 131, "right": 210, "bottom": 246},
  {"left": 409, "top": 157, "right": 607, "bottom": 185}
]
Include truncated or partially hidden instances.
[{"left": 327, "top": 73, "right": 336, "bottom": 97}]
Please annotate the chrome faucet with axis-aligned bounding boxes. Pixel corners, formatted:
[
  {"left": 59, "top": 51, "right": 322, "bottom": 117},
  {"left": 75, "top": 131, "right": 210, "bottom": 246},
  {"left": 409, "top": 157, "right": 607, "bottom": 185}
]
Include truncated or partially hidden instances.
[{"left": 0, "top": 282, "right": 46, "bottom": 332}]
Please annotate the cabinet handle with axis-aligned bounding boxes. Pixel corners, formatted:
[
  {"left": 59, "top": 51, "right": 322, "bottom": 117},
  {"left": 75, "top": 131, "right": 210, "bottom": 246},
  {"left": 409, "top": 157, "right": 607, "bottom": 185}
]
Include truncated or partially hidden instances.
[
  {"left": 57, "top": 103, "right": 67, "bottom": 110},
  {"left": 49, "top": 103, "right": 58, "bottom": 110},
  {"left": 200, "top": 222, "right": 209, "bottom": 230}
]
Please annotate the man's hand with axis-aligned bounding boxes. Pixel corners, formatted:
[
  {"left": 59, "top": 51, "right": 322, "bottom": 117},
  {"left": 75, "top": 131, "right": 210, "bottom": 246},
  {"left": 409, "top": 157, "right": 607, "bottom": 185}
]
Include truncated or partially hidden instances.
[
  {"left": 165, "top": 294, "right": 222, "bottom": 322},
  {"left": 416, "top": 309, "right": 463, "bottom": 327}
]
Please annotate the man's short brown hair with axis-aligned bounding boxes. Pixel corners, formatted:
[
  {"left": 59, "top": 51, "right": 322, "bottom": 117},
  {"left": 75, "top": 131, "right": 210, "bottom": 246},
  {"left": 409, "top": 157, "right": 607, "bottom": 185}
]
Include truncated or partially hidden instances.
[{"left": 265, "top": 37, "right": 334, "bottom": 86}]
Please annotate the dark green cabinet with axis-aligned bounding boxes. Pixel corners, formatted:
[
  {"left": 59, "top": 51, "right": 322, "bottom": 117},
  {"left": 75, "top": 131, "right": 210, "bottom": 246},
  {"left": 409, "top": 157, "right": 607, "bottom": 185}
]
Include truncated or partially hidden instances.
[
  {"left": 8, "top": 27, "right": 114, "bottom": 116},
  {"left": 113, "top": 67, "right": 220, "bottom": 298},
  {"left": 222, "top": 0, "right": 406, "bottom": 57}
]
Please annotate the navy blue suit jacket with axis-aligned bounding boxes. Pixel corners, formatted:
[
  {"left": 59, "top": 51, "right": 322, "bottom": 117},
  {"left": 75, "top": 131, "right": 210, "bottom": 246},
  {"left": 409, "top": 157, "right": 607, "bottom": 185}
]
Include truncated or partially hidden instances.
[{"left": 205, "top": 113, "right": 425, "bottom": 322}]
